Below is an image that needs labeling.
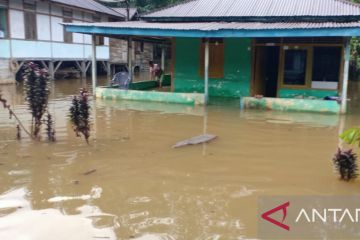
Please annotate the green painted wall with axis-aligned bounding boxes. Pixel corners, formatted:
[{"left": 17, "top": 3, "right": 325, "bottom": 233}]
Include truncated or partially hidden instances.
[
  {"left": 241, "top": 97, "right": 340, "bottom": 114},
  {"left": 174, "top": 38, "right": 252, "bottom": 98},
  {"left": 129, "top": 81, "right": 157, "bottom": 90},
  {"left": 279, "top": 89, "right": 338, "bottom": 99},
  {"left": 96, "top": 87, "right": 205, "bottom": 105}
]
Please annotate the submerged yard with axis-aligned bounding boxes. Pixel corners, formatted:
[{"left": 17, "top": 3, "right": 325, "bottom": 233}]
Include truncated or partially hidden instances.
[{"left": 0, "top": 78, "right": 359, "bottom": 239}]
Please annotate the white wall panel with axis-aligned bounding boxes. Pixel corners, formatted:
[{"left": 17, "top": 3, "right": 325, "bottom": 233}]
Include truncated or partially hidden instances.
[
  {"left": 51, "top": 16, "right": 64, "bottom": 42},
  {"left": 84, "top": 34, "right": 92, "bottom": 44},
  {"left": 11, "top": 40, "right": 52, "bottom": 58},
  {"left": 9, "top": 10, "right": 25, "bottom": 39},
  {"left": 0, "top": 40, "right": 11, "bottom": 58},
  {"left": 52, "top": 43, "right": 84, "bottom": 59},
  {"left": 72, "top": 20, "right": 83, "bottom": 43},
  {"left": 37, "top": 14, "right": 51, "bottom": 41}
]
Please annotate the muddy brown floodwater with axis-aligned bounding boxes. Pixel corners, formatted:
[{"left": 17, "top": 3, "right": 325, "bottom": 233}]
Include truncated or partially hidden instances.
[{"left": 0, "top": 77, "right": 360, "bottom": 240}]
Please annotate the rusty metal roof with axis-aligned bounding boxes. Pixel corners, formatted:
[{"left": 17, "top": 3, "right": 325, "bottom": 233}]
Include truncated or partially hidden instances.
[
  {"left": 64, "top": 20, "right": 360, "bottom": 30},
  {"left": 51, "top": 0, "right": 124, "bottom": 18},
  {"left": 142, "top": 0, "right": 360, "bottom": 21}
]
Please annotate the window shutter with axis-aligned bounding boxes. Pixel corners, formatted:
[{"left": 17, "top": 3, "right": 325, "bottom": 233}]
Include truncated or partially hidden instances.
[{"left": 200, "top": 39, "right": 225, "bottom": 79}]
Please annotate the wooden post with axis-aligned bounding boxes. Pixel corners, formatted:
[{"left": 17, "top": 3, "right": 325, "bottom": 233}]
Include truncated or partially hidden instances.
[
  {"left": 341, "top": 37, "right": 351, "bottom": 114},
  {"left": 128, "top": 37, "right": 133, "bottom": 82},
  {"left": 204, "top": 39, "right": 209, "bottom": 105},
  {"left": 91, "top": 35, "right": 97, "bottom": 95}
]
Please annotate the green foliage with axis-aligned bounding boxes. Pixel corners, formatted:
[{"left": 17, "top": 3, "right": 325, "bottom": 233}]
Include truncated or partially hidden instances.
[
  {"left": 101, "top": 0, "right": 186, "bottom": 13},
  {"left": 69, "top": 89, "right": 91, "bottom": 143},
  {"left": 340, "top": 127, "right": 360, "bottom": 147},
  {"left": 22, "top": 62, "right": 55, "bottom": 141}
]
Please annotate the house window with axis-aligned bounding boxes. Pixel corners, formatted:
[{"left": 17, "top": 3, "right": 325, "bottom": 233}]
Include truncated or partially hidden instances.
[
  {"left": 93, "top": 15, "right": 101, "bottom": 22},
  {"left": 312, "top": 47, "right": 341, "bottom": 83},
  {"left": 23, "top": 0, "right": 36, "bottom": 11},
  {"left": 24, "top": 0, "right": 37, "bottom": 40},
  {"left": 280, "top": 45, "right": 341, "bottom": 90},
  {"left": 0, "top": 8, "right": 8, "bottom": 38},
  {"left": 95, "top": 36, "right": 104, "bottom": 46},
  {"left": 283, "top": 49, "right": 308, "bottom": 86},
  {"left": 63, "top": 9, "right": 73, "bottom": 43},
  {"left": 200, "top": 38, "right": 224, "bottom": 78}
]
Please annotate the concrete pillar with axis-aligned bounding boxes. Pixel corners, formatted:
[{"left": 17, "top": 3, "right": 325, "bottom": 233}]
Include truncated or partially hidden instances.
[
  {"left": 341, "top": 37, "right": 351, "bottom": 114},
  {"left": 49, "top": 61, "right": 55, "bottom": 80},
  {"left": 107, "top": 62, "right": 111, "bottom": 77},
  {"left": 204, "top": 39, "right": 209, "bottom": 105},
  {"left": 91, "top": 35, "right": 97, "bottom": 95},
  {"left": 161, "top": 45, "right": 166, "bottom": 71},
  {"left": 81, "top": 61, "right": 86, "bottom": 78},
  {"left": 127, "top": 37, "right": 133, "bottom": 82}
]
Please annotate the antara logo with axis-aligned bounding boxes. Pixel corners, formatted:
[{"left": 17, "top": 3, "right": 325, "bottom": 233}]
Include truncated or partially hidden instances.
[{"left": 261, "top": 202, "right": 290, "bottom": 231}]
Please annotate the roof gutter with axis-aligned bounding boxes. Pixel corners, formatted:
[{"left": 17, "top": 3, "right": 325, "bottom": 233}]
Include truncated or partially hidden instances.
[{"left": 64, "top": 24, "right": 360, "bottom": 38}]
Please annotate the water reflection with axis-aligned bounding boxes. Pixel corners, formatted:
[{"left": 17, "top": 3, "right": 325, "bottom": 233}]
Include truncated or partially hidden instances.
[
  {"left": 0, "top": 187, "right": 117, "bottom": 240},
  {"left": 0, "top": 77, "right": 360, "bottom": 239}
]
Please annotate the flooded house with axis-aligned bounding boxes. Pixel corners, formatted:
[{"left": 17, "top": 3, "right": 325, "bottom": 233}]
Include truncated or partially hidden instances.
[
  {"left": 64, "top": 0, "right": 360, "bottom": 114},
  {"left": 0, "top": 0, "right": 125, "bottom": 83}
]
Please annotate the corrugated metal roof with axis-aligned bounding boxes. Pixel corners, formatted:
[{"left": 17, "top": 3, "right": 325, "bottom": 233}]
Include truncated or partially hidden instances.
[
  {"left": 143, "top": 0, "right": 360, "bottom": 20},
  {"left": 51, "top": 0, "right": 124, "bottom": 18},
  {"left": 112, "top": 8, "right": 138, "bottom": 20},
  {"left": 64, "top": 20, "right": 360, "bottom": 30}
]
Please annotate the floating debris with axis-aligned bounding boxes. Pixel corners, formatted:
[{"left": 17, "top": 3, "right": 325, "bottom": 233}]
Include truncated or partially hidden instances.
[
  {"left": 48, "top": 186, "right": 102, "bottom": 203},
  {"left": 172, "top": 134, "right": 217, "bottom": 148},
  {"left": 72, "top": 180, "right": 80, "bottom": 185},
  {"left": 83, "top": 169, "right": 97, "bottom": 176}
]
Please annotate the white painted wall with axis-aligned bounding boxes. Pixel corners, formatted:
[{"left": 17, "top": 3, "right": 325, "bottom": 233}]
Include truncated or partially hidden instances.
[
  {"left": 52, "top": 42, "right": 84, "bottom": 59},
  {"left": 8, "top": 39, "right": 109, "bottom": 60},
  {"left": 0, "top": 40, "right": 11, "bottom": 58},
  {"left": 11, "top": 40, "right": 52, "bottom": 59},
  {"left": 84, "top": 34, "right": 92, "bottom": 44},
  {"left": 3, "top": 1, "right": 115, "bottom": 61},
  {"left": 312, "top": 81, "right": 339, "bottom": 90},
  {"left": 37, "top": 14, "right": 51, "bottom": 41},
  {"left": 51, "top": 16, "right": 64, "bottom": 42},
  {"left": 72, "top": 20, "right": 84, "bottom": 43},
  {"left": 9, "top": 10, "right": 25, "bottom": 39}
]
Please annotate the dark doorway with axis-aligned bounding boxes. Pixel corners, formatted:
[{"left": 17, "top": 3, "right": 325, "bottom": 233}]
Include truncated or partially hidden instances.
[{"left": 254, "top": 46, "right": 280, "bottom": 98}]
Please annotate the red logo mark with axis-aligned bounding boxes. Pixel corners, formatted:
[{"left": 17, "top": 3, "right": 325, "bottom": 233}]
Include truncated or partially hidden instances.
[{"left": 261, "top": 202, "right": 290, "bottom": 231}]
